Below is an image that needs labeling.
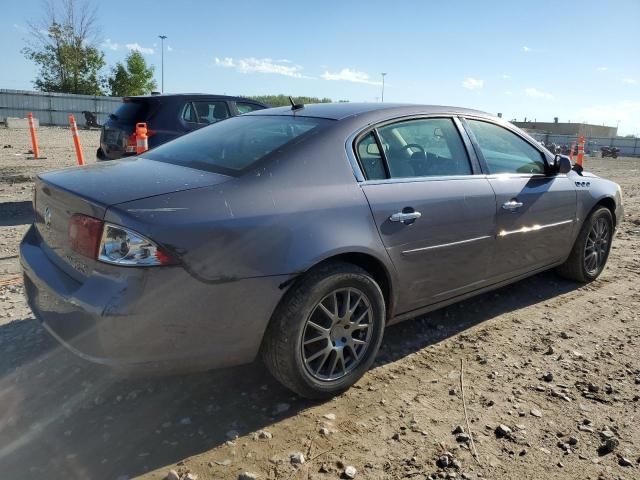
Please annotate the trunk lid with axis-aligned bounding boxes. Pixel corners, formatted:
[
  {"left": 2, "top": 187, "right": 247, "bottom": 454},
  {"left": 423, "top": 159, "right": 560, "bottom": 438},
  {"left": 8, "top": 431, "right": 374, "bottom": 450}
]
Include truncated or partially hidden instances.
[{"left": 34, "top": 158, "right": 231, "bottom": 278}]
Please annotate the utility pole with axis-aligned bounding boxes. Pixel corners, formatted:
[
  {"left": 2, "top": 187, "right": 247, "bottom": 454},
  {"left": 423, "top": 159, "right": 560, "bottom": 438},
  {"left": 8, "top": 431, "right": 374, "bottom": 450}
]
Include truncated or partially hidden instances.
[
  {"left": 158, "top": 35, "right": 167, "bottom": 93},
  {"left": 381, "top": 73, "right": 387, "bottom": 102}
]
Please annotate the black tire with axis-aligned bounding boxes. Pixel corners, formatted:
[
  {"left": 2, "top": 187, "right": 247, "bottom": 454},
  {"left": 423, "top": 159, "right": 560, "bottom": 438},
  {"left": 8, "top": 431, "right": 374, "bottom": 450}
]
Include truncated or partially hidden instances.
[
  {"left": 96, "top": 147, "right": 108, "bottom": 161},
  {"left": 261, "top": 262, "right": 386, "bottom": 399},
  {"left": 556, "top": 207, "right": 613, "bottom": 282}
]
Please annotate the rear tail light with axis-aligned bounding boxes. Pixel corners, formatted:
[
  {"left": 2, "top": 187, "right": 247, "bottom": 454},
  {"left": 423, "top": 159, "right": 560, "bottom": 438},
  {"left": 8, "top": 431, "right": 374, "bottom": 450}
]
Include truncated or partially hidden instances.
[
  {"left": 68, "top": 214, "right": 103, "bottom": 258},
  {"left": 68, "top": 214, "right": 175, "bottom": 266},
  {"left": 98, "top": 224, "right": 176, "bottom": 266}
]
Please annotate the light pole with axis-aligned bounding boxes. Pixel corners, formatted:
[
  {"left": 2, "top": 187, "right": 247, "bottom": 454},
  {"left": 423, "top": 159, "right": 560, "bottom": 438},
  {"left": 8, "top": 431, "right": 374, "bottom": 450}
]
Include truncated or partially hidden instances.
[
  {"left": 158, "top": 35, "right": 167, "bottom": 93},
  {"left": 381, "top": 72, "right": 387, "bottom": 102}
]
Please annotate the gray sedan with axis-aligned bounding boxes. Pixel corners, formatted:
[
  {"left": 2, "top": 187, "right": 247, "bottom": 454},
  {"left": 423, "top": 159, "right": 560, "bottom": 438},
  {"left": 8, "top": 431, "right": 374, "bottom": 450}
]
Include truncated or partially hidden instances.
[{"left": 20, "top": 103, "right": 623, "bottom": 398}]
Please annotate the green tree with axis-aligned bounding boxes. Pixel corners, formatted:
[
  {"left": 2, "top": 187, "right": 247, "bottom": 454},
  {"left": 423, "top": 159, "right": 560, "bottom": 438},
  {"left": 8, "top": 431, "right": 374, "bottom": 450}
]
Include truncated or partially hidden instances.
[
  {"left": 22, "top": 0, "right": 106, "bottom": 95},
  {"left": 247, "top": 94, "right": 342, "bottom": 107},
  {"left": 107, "top": 51, "right": 157, "bottom": 96}
]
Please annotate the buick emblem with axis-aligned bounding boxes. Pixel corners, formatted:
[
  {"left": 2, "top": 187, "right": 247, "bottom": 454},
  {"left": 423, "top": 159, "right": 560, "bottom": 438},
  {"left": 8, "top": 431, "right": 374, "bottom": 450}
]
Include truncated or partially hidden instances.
[{"left": 44, "top": 206, "right": 52, "bottom": 229}]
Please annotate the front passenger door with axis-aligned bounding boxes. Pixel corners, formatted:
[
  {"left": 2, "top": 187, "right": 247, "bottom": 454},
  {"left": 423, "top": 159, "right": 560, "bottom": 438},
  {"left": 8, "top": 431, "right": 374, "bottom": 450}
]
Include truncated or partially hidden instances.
[
  {"left": 359, "top": 117, "right": 497, "bottom": 314},
  {"left": 464, "top": 119, "right": 577, "bottom": 281}
]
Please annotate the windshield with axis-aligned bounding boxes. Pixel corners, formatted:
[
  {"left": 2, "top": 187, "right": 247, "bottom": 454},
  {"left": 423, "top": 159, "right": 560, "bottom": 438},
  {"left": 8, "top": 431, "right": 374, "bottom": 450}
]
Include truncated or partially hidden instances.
[{"left": 144, "top": 115, "right": 330, "bottom": 175}]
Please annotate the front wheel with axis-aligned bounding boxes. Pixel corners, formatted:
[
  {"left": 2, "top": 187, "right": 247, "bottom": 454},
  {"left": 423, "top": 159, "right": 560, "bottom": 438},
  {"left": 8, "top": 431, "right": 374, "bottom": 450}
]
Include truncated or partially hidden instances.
[
  {"left": 556, "top": 207, "right": 613, "bottom": 282},
  {"left": 261, "top": 262, "right": 385, "bottom": 399}
]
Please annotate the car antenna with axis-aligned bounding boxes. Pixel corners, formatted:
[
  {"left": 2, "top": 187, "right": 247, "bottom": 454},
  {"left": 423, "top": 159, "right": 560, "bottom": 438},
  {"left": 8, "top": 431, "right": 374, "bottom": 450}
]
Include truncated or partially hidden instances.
[{"left": 288, "top": 96, "right": 304, "bottom": 111}]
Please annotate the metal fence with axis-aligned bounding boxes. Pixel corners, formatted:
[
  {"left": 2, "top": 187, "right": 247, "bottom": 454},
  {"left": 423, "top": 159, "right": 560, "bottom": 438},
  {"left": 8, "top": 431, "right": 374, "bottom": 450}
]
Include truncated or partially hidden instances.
[
  {"left": 529, "top": 132, "right": 640, "bottom": 157},
  {"left": 0, "top": 89, "right": 122, "bottom": 127}
]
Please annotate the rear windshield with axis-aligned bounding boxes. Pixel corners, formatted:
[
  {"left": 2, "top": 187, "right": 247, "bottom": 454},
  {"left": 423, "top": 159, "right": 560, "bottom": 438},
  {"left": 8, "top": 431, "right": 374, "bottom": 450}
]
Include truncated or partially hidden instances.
[
  {"left": 144, "top": 115, "right": 331, "bottom": 175},
  {"left": 110, "top": 101, "right": 150, "bottom": 123}
]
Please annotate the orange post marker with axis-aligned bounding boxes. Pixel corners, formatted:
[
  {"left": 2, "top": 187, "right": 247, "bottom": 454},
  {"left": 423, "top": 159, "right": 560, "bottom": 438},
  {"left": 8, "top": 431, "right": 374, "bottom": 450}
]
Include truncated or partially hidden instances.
[
  {"left": 135, "top": 122, "right": 149, "bottom": 154},
  {"left": 576, "top": 135, "right": 585, "bottom": 168},
  {"left": 27, "top": 112, "right": 40, "bottom": 159},
  {"left": 68, "top": 114, "right": 85, "bottom": 166}
]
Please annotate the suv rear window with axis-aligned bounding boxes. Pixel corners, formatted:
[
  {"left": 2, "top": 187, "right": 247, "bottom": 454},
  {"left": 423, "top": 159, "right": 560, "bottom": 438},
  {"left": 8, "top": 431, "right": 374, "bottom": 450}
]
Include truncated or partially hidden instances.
[
  {"left": 144, "top": 115, "right": 331, "bottom": 175},
  {"left": 110, "top": 101, "right": 150, "bottom": 123}
]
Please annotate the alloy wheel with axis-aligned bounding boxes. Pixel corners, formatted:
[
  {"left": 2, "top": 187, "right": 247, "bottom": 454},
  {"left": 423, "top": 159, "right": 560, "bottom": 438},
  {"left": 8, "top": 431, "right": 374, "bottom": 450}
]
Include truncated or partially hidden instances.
[
  {"left": 301, "top": 287, "right": 374, "bottom": 381},
  {"left": 584, "top": 217, "right": 610, "bottom": 275}
]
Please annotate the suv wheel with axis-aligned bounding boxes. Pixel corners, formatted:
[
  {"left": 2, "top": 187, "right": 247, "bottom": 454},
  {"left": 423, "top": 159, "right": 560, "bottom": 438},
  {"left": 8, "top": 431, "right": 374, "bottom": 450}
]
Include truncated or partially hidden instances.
[{"left": 262, "top": 262, "right": 385, "bottom": 399}]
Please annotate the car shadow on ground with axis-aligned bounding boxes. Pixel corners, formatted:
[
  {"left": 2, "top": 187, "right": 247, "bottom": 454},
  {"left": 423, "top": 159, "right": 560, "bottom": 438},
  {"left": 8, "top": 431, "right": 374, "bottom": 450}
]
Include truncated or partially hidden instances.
[
  {"left": 0, "top": 271, "right": 580, "bottom": 479},
  {"left": 0, "top": 201, "right": 34, "bottom": 227}
]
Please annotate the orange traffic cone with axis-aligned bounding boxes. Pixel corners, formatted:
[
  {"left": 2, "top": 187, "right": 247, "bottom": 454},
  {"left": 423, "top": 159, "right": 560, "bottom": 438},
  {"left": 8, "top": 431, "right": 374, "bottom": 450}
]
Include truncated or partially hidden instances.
[
  {"left": 68, "top": 114, "right": 85, "bottom": 166},
  {"left": 27, "top": 112, "right": 40, "bottom": 159},
  {"left": 136, "top": 123, "right": 149, "bottom": 154}
]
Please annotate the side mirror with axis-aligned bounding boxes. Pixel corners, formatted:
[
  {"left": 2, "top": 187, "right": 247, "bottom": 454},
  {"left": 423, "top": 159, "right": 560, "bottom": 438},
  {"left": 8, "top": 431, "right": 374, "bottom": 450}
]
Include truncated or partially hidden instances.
[{"left": 553, "top": 154, "right": 572, "bottom": 174}]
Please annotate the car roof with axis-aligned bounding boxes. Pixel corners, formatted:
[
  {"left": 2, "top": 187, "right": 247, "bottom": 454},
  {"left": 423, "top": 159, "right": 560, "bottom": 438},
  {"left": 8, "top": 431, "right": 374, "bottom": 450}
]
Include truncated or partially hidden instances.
[{"left": 247, "top": 102, "right": 492, "bottom": 121}]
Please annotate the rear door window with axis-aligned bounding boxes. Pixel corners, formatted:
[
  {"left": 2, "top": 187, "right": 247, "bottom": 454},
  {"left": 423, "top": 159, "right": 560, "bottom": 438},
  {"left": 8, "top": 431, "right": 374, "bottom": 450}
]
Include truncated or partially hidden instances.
[
  {"left": 181, "top": 101, "right": 230, "bottom": 125},
  {"left": 368, "top": 118, "right": 472, "bottom": 178}
]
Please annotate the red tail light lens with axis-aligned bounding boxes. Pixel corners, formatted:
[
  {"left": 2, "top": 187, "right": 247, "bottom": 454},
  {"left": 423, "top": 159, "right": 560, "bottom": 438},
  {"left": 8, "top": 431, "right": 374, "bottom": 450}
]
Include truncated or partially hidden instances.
[{"left": 68, "top": 214, "right": 104, "bottom": 258}]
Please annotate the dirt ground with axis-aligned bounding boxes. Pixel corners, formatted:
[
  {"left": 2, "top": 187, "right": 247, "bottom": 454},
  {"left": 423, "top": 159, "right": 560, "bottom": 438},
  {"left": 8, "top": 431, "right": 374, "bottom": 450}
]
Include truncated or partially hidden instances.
[{"left": 0, "top": 126, "right": 638, "bottom": 480}]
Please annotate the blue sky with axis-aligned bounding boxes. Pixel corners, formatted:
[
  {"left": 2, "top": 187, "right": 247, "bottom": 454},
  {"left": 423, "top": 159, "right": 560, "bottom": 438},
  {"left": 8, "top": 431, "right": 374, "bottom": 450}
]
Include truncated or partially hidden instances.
[{"left": 1, "top": 0, "right": 639, "bottom": 134}]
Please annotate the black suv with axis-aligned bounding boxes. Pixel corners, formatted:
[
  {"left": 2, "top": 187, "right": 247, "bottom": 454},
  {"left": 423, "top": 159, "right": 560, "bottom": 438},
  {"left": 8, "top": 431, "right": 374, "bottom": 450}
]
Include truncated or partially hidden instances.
[{"left": 97, "top": 94, "right": 268, "bottom": 160}]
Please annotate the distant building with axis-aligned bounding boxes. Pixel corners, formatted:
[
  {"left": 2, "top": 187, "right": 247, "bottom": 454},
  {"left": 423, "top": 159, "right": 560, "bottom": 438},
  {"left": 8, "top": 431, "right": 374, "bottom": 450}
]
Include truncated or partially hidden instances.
[{"left": 512, "top": 118, "right": 617, "bottom": 138}]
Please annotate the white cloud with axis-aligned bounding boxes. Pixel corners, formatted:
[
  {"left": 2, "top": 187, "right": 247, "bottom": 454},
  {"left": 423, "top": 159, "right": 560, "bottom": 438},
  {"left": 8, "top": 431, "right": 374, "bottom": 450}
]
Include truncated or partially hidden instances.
[
  {"left": 126, "top": 43, "right": 155, "bottom": 55},
  {"left": 525, "top": 87, "right": 554, "bottom": 99},
  {"left": 597, "top": 66, "right": 608, "bottom": 72},
  {"left": 167, "top": 45, "right": 173, "bottom": 52},
  {"left": 463, "top": 77, "right": 484, "bottom": 90},
  {"left": 522, "top": 46, "right": 531, "bottom": 52},
  {"left": 321, "top": 68, "right": 381, "bottom": 85},
  {"left": 501, "top": 74, "right": 511, "bottom": 80},
  {"left": 622, "top": 78, "right": 637, "bottom": 85},
  {"left": 215, "top": 56, "right": 309, "bottom": 78},
  {"left": 102, "top": 38, "right": 120, "bottom": 51},
  {"left": 215, "top": 57, "right": 234, "bottom": 68}
]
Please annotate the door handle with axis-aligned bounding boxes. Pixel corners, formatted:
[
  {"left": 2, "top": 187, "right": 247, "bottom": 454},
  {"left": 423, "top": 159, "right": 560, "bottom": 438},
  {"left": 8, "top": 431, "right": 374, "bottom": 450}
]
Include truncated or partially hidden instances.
[
  {"left": 502, "top": 200, "right": 524, "bottom": 211},
  {"left": 390, "top": 211, "right": 422, "bottom": 223}
]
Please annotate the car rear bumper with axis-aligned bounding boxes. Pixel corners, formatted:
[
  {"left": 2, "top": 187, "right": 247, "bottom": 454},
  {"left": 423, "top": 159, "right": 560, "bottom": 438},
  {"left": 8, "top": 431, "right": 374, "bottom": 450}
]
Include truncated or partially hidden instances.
[{"left": 20, "top": 224, "right": 288, "bottom": 373}]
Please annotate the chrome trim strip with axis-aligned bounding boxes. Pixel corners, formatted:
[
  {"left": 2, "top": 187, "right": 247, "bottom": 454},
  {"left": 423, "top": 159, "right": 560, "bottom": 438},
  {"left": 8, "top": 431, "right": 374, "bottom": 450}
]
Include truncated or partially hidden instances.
[
  {"left": 497, "top": 219, "right": 574, "bottom": 237},
  {"left": 401, "top": 235, "right": 492, "bottom": 255}
]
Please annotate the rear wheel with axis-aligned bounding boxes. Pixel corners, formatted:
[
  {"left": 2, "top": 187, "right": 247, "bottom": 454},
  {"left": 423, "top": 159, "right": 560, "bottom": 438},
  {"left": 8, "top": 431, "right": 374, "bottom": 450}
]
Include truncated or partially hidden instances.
[
  {"left": 556, "top": 207, "right": 613, "bottom": 282},
  {"left": 261, "top": 262, "right": 385, "bottom": 399}
]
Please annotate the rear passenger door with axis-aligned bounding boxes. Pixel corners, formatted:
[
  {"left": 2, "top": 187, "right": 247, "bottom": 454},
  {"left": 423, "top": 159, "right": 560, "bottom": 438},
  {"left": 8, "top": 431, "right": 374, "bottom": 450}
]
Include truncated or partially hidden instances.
[
  {"left": 358, "top": 117, "right": 497, "bottom": 314},
  {"left": 181, "top": 100, "right": 231, "bottom": 131},
  {"left": 463, "top": 118, "right": 577, "bottom": 280}
]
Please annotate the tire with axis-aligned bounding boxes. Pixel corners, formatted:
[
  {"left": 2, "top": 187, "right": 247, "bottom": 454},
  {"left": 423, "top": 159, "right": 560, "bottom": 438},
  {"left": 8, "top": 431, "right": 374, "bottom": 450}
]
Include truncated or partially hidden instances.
[
  {"left": 556, "top": 207, "right": 613, "bottom": 282},
  {"left": 96, "top": 147, "right": 108, "bottom": 161},
  {"left": 261, "top": 262, "right": 386, "bottom": 399}
]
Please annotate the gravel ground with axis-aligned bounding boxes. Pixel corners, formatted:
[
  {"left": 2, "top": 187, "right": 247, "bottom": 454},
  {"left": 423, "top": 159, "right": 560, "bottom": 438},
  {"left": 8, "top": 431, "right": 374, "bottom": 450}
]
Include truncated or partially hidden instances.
[{"left": 0, "top": 126, "right": 639, "bottom": 480}]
